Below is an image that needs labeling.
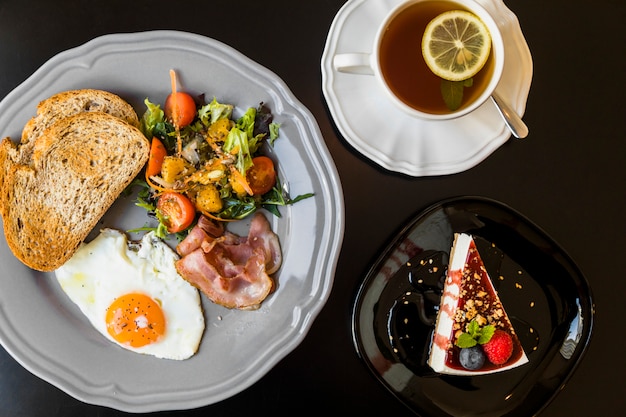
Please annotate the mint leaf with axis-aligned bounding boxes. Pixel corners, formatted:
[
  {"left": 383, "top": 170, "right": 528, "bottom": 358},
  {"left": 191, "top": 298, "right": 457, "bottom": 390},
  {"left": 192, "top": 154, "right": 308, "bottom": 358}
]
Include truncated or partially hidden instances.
[
  {"left": 466, "top": 319, "right": 481, "bottom": 338},
  {"left": 456, "top": 332, "right": 478, "bottom": 348},
  {"left": 477, "top": 325, "right": 495, "bottom": 344},
  {"left": 454, "top": 320, "right": 496, "bottom": 348},
  {"left": 440, "top": 78, "right": 474, "bottom": 111},
  {"left": 441, "top": 79, "right": 464, "bottom": 111}
]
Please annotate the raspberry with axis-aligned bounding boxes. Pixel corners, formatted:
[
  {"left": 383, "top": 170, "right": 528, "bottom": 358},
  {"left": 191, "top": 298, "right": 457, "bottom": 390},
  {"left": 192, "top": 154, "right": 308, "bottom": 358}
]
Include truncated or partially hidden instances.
[{"left": 482, "top": 330, "right": 513, "bottom": 365}]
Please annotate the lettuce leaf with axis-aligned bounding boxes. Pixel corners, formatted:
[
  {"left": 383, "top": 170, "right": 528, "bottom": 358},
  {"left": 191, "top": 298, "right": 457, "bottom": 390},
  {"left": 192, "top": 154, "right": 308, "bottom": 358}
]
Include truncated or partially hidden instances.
[
  {"left": 269, "top": 122, "right": 280, "bottom": 145},
  {"left": 140, "top": 98, "right": 165, "bottom": 138},
  {"left": 236, "top": 107, "right": 256, "bottom": 139},
  {"left": 223, "top": 127, "right": 253, "bottom": 175},
  {"left": 198, "top": 97, "right": 234, "bottom": 126}
]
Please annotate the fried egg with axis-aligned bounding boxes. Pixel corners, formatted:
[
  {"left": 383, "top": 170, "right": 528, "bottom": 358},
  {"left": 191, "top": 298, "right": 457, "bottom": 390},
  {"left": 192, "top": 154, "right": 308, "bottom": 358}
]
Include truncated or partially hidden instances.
[{"left": 55, "top": 228, "right": 205, "bottom": 360}]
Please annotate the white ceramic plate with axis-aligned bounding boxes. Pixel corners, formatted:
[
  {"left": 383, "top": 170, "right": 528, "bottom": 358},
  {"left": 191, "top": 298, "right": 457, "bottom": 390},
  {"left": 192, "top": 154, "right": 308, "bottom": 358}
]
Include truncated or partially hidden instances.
[
  {"left": 0, "top": 31, "right": 344, "bottom": 412},
  {"left": 321, "top": 0, "right": 533, "bottom": 176}
]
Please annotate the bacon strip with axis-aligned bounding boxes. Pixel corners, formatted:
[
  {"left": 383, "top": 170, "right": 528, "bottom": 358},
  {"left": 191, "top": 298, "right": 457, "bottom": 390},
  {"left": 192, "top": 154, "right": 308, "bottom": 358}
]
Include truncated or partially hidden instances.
[
  {"left": 175, "top": 212, "right": 281, "bottom": 309},
  {"left": 247, "top": 211, "right": 282, "bottom": 274},
  {"left": 176, "top": 216, "right": 225, "bottom": 257}
]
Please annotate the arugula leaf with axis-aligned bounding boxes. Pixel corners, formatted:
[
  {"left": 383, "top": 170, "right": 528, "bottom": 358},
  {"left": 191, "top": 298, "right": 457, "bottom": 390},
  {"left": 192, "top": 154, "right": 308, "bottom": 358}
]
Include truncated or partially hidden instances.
[
  {"left": 259, "top": 177, "right": 314, "bottom": 216},
  {"left": 217, "top": 196, "right": 258, "bottom": 220}
]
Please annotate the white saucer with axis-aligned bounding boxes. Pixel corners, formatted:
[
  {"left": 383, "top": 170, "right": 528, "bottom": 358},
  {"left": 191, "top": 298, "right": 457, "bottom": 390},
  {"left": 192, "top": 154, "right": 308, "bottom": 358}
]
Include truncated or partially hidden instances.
[{"left": 321, "top": 0, "right": 533, "bottom": 176}]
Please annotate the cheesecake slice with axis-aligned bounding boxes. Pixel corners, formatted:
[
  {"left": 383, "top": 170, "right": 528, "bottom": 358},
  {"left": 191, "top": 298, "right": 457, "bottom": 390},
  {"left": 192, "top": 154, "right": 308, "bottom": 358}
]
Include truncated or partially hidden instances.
[{"left": 428, "top": 233, "right": 528, "bottom": 375}]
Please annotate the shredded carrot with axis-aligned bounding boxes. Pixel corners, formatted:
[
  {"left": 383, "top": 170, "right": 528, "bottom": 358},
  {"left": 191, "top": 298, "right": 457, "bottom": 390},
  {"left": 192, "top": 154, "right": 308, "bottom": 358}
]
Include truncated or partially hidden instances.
[
  {"left": 200, "top": 210, "right": 238, "bottom": 223},
  {"left": 169, "top": 69, "right": 183, "bottom": 156},
  {"left": 144, "top": 173, "right": 187, "bottom": 195},
  {"left": 229, "top": 166, "right": 253, "bottom": 196},
  {"left": 145, "top": 174, "right": 170, "bottom": 193}
]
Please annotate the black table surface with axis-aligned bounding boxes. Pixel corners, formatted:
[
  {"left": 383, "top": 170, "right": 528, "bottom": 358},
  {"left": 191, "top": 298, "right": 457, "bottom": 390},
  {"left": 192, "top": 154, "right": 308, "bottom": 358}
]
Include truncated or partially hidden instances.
[{"left": 1, "top": 0, "right": 624, "bottom": 416}]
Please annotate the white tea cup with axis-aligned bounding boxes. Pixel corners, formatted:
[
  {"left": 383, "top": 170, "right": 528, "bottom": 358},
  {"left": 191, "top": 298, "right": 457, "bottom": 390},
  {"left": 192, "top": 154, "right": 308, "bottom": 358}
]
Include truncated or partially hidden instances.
[{"left": 333, "top": 0, "right": 505, "bottom": 120}]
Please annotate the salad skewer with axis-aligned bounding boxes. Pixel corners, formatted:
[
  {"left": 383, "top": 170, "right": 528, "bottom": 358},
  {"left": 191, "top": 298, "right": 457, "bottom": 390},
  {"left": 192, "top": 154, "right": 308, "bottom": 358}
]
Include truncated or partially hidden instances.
[{"left": 132, "top": 70, "right": 313, "bottom": 238}]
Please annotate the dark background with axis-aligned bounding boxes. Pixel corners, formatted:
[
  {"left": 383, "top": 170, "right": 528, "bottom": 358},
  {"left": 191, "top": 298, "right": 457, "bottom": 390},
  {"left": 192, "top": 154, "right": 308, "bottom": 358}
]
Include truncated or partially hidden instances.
[{"left": 1, "top": 0, "right": 624, "bottom": 416}]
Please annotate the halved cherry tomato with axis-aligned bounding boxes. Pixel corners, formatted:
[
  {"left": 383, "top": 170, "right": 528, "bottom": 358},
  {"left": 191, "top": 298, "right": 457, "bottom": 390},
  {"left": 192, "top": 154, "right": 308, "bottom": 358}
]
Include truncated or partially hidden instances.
[
  {"left": 156, "top": 192, "right": 196, "bottom": 233},
  {"left": 246, "top": 156, "right": 276, "bottom": 196},
  {"left": 164, "top": 92, "right": 196, "bottom": 128},
  {"left": 146, "top": 137, "right": 167, "bottom": 178}
]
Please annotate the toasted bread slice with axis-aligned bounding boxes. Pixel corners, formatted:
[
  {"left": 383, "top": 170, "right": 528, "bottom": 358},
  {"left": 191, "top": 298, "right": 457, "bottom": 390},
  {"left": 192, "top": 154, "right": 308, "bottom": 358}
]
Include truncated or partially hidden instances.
[
  {"left": 2, "top": 112, "right": 149, "bottom": 271},
  {"left": 19, "top": 89, "right": 140, "bottom": 163},
  {"left": 0, "top": 138, "right": 20, "bottom": 217},
  {"left": 21, "top": 89, "right": 140, "bottom": 141},
  {"left": 0, "top": 89, "right": 140, "bottom": 215}
]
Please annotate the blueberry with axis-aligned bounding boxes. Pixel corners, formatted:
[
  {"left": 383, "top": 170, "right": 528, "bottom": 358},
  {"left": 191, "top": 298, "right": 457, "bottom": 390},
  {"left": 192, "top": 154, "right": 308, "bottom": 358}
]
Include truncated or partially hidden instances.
[{"left": 459, "top": 346, "right": 486, "bottom": 370}]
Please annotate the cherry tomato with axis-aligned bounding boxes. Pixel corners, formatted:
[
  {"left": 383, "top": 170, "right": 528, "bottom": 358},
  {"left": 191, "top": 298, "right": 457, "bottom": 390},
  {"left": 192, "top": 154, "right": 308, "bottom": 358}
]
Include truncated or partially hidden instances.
[
  {"left": 156, "top": 192, "right": 196, "bottom": 233},
  {"left": 164, "top": 92, "right": 196, "bottom": 128},
  {"left": 146, "top": 137, "right": 167, "bottom": 178},
  {"left": 246, "top": 156, "right": 276, "bottom": 196}
]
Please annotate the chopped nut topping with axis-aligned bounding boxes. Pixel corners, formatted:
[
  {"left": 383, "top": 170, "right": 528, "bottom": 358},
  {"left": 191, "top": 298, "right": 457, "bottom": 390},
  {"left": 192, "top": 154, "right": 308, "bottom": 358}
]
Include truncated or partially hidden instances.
[{"left": 452, "top": 255, "right": 513, "bottom": 339}]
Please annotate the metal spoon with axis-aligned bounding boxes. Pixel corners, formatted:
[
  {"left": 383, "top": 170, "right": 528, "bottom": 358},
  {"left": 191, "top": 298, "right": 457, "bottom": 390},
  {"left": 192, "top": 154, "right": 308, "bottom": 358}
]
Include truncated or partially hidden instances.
[{"left": 491, "top": 92, "right": 529, "bottom": 139}]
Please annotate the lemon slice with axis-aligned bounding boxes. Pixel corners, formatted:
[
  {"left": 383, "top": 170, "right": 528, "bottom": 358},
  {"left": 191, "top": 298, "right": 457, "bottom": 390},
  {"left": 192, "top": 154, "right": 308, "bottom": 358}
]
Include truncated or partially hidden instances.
[{"left": 421, "top": 10, "right": 491, "bottom": 82}]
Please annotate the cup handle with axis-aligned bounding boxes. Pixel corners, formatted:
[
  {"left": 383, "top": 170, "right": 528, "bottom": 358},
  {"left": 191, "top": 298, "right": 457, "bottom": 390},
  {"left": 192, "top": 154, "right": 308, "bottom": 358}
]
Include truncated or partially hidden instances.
[{"left": 333, "top": 53, "right": 374, "bottom": 75}]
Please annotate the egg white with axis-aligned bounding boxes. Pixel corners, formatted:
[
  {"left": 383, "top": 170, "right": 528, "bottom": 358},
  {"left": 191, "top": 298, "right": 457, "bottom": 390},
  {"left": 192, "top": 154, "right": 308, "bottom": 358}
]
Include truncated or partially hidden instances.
[{"left": 55, "top": 228, "right": 205, "bottom": 360}]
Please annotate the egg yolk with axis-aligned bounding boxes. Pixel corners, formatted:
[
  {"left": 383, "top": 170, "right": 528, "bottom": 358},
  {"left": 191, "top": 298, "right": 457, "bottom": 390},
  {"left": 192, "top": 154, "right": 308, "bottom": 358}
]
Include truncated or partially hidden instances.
[{"left": 105, "top": 293, "right": 166, "bottom": 348}]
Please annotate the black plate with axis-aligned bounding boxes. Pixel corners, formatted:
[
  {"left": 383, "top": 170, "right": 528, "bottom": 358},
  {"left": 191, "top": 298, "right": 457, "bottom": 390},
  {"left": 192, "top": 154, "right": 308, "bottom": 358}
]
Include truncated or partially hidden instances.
[{"left": 351, "top": 196, "right": 594, "bottom": 417}]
